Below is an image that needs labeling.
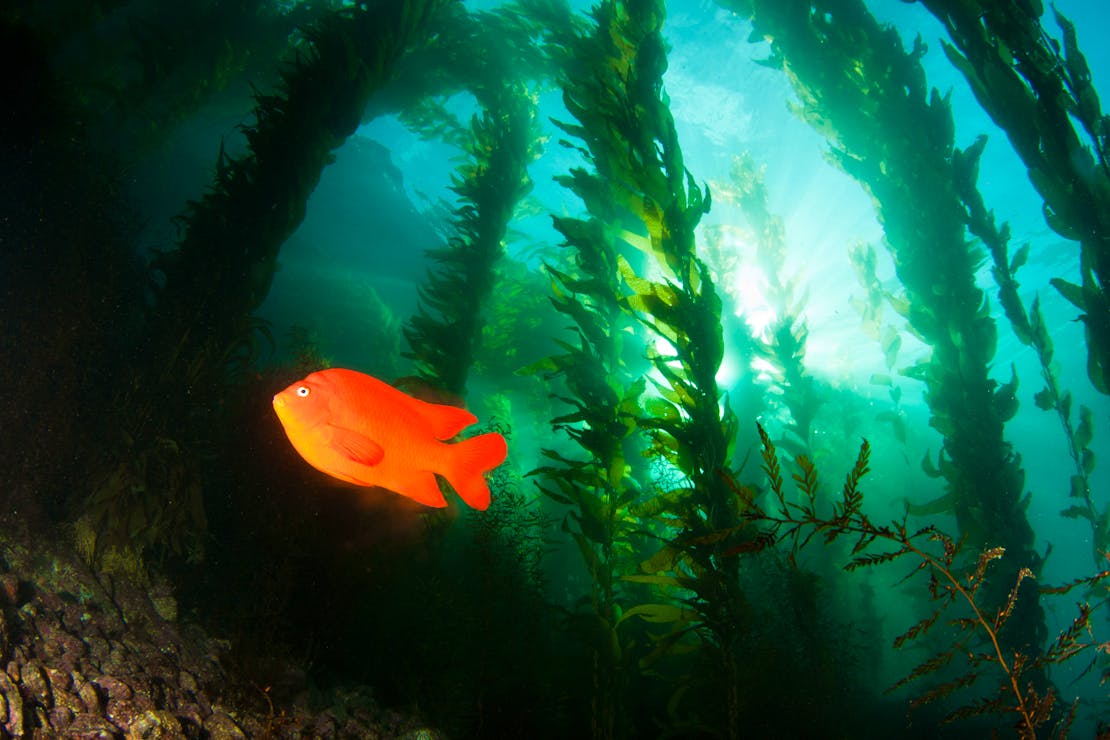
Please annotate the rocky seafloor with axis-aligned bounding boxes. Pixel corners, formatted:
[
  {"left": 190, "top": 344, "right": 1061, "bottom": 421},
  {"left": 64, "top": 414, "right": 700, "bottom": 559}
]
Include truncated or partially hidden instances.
[{"left": 0, "top": 528, "right": 438, "bottom": 739}]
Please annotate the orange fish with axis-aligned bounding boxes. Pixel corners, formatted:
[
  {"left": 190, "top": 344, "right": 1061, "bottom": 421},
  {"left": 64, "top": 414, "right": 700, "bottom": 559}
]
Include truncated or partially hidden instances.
[{"left": 272, "top": 368, "right": 507, "bottom": 510}]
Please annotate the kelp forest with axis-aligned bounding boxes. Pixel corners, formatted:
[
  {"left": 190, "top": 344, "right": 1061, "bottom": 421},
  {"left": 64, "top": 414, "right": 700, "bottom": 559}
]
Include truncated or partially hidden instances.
[{"left": 3, "top": 0, "right": 1110, "bottom": 737}]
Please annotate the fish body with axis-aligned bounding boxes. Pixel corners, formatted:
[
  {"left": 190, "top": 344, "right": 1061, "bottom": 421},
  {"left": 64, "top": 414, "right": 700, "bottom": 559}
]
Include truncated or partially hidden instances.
[{"left": 272, "top": 368, "right": 507, "bottom": 509}]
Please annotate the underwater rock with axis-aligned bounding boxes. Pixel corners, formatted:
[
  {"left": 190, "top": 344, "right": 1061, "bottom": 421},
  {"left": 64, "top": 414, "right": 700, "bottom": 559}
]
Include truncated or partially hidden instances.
[
  {"left": 123, "top": 708, "right": 185, "bottom": 739},
  {"left": 0, "top": 528, "right": 434, "bottom": 738}
]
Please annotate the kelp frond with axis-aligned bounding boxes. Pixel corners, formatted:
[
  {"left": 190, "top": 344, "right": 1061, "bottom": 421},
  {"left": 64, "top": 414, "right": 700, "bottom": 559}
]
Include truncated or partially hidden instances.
[{"left": 403, "top": 82, "right": 541, "bottom": 395}]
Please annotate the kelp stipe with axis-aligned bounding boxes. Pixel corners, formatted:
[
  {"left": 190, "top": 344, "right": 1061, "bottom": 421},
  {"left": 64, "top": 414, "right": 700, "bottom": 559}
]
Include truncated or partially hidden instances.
[
  {"left": 953, "top": 137, "right": 1104, "bottom": 566},
  {"left": 79, "top": 0, "right": 448, "bottom": 572},
  {"left": 530, "top": 182, "right": 647, "bottom": 738},
  {"left": 537, "top": 0, "right": 752, "bottom": 735},
  {"left": 727, "top": 0, "right": 1050, "bottom": 691},
  {"left": 403, "top": 82, "right": 540, "bottom": 396},
  {"left": 731, "top": 425, "right": 1110, "bottom": 738},
  {"left": 526, "top": 4, "right": 665, "bottom": 737},
  {"left": 915, "top": 1, "right": 1110, "bottom": 396}
]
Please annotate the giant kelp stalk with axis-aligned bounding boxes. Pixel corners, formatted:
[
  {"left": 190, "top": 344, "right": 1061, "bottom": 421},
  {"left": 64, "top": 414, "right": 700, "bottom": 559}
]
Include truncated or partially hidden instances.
[
  {"left": 403, "top": 82, "right": 540, "bottom": 396},
  {"left": 546, "top": 1, "right": 744, "bottom": 735},
  {"left": 83, "top": 0, "right": 449, "bottom": 568},
  {"left": 724, "top": 0, "right": 1050, "bottom": 694},
  {"left": 910, "top": 0, "right": 1110, "bottom": 396},
  {"left": 952, "top": 137, "right": 1104, "bottom": 566},
  {"left": 529, "top": 46, "right": 649, "bottom": 740}
]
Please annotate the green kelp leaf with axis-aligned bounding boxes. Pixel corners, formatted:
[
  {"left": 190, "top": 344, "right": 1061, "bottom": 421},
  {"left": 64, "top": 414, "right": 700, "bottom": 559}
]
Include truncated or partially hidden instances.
[
  {"left": 617, "top": 603, "right": 698, "bottom": 626},
  {"left": 1060, "top": 505, "right": 1092, "bottom": 522},
  {"left": 1069, "top": 475, "right": 1089, "bottom": 500},
  {"left": 570, "top": 506, "right": 609, "bottom": 545},
  {"left": 921, "top": 450, "right": 942, "bottom": 479},
  {"left": 901, "top": 360, "right": 930, "bottom": 383},
  {"left": 1050, "top": 277, "right": 1087, "bottom": 311},
  {"left": 1082, "top": 448, "right": 1096, "bottom": 476},
  {"left": 881, "top": 327, "right": 902, "bottom": 369},
  {"left": 639, "top": 625, "right": 699, "bottom": 669},
  {"left": 888, "top": 293, "right": 911, "bottom": 320},
  {"left": 616, "top": 253, "right": 648, "bottom": 292},
  {"left": 1060, "top": 390, "right": 1073, "bottom": 421},
  {"left": 1034, "top": 387, "right": 1055, "bottom": 411},
  {"left": 1009, "top": 243, "right": 1030, "bottom": 274},
  {"left": 1029, "top": 296, "right": 1053, "bottom": 359},
  {"left": 1054, "top": 8, "right": 1091, "bottom": 88},
  {"left": 621, "top": 573, "right": 697, "bottom": 590},
  {"left": 538, "top": 486, "right": 573, "bottom": 506},
  {"left": 1076, "top": 405, "right": 1094, "bottom": 450},
  {"left": 993, "top": 365, "right": 1019, "bottom": 422},
  {"left": 904, "top": 492, "right": 957, "bottom": 517},
  {"left": 571, "top": 532, "right": 601, "bottom": 581},
  {"left": 639, "top": 543, "right": 682, "bottom": 574},
  {"left": 644, "top": 395, "right": 681, "bottom": 423}
]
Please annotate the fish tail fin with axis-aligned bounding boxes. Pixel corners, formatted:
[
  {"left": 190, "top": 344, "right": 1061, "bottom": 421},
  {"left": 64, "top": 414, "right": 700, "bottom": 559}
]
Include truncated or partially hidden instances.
[{"left": 444, "top": 432, "right": 508, "bottom": 511}]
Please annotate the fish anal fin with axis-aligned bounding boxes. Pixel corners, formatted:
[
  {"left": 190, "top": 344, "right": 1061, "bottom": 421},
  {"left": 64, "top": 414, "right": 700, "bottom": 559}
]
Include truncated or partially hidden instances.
[
  {"left": 328, "top": 426, "right": 385, "bottom": 466},
  {"left": 394, "top": 472, "right": 448, "bottom": 508}
]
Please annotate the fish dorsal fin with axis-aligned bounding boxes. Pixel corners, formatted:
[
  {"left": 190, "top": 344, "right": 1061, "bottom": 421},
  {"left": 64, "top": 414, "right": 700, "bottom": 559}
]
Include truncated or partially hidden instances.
[
  {"left": 404, "top": 398, "right": 478, "bottom": 441},
  {"left": 327, "top": 426, "right": 385, "bottom": 466}
]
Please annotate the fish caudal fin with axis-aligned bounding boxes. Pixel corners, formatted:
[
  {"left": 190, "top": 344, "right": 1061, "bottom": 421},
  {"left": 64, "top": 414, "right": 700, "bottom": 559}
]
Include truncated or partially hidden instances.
[{"left": 444, "top": 432, "right": 508, "bottom": 510}]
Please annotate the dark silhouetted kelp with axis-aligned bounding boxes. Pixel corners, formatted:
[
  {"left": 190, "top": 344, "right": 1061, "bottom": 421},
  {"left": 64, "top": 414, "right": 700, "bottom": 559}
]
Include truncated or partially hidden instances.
[
  {"left": 79, "top": 0, "right": 448, "bottom": 570},
  {"left": 728, "top": 0, "right": 1052, "bottom": 707},
  {"left": 403, "top": 82, "right": 540, "bottom": 396},
  {"left": 952, "top": 136, "right": 1104, "bottom": 566},
  {"left": 913, "top": 0, "right": 1110, "bottom": 397}
]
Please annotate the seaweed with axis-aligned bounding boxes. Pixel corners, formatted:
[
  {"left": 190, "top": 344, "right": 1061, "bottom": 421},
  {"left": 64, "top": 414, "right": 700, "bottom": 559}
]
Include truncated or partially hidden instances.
[
  {"left": 367, "top": 0, "right": 567, "bottom": 121},
  {"left": 912, "top": 0, "right": 1110, "bottom": 396},
  {"left": 727, "top": 0, "right": 1050, "bottom": 695},
  {"left": 952, "top": 135, "right": 1105, "bottom": 565},
  {"left": 523, "top": 4, "right": 664, "bottom": 736},
  {"left": 403, "top": 82, "right": 541, "bottom": 396},
  {"left": 727, "top": 153, "right": 822, "bottom": 456},
  {"left": 84, "top": 0, "right": 449, "bottom": 570},
  {"left": 731, "top": 425, "right": 1110, "bottom": 738},
  {"left": 542, "top": 1, "right": 754, "bottom": 735},
  {"left": 849, "top": 241, "right": 909, "bottom": 446}
]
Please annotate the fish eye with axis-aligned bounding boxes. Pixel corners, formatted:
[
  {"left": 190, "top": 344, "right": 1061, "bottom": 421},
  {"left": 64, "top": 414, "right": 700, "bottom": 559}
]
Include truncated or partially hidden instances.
[{"left": 296, "top": 386, "right": 310, "bottom": 398}]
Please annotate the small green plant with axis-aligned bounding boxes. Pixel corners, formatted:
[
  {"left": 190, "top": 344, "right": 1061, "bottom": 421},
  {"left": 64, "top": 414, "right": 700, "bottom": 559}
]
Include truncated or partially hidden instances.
[{"left": 728, "top": 423, "right": 1110, "bottom": 738}]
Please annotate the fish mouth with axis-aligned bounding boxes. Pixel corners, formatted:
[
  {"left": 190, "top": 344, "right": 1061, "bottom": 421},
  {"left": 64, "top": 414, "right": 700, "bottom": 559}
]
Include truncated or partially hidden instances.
[{"left": 273, "top": 395, "right": 285, "bottom": 409}]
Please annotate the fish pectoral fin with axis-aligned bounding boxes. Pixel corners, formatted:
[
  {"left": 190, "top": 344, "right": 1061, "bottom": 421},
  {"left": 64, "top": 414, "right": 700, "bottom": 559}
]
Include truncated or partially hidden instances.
[{"left": 327, "top": 426, "right": 385, "bottom": 466}]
